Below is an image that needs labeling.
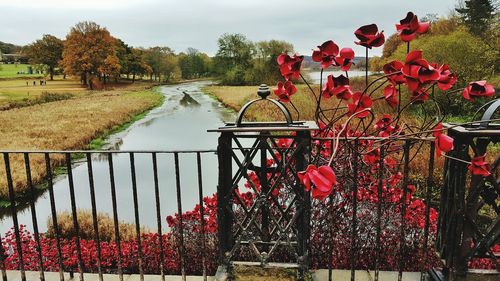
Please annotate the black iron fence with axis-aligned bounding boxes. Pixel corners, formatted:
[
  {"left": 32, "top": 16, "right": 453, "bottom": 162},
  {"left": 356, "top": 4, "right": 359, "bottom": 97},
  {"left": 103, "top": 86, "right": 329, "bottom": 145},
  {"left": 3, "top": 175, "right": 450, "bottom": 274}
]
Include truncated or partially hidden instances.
[
  {"left": 0, "top": 150, "right": 217, "bottom": 281},
  {"left": 0, "top": 137, "right": 497, "bottom": 281}
]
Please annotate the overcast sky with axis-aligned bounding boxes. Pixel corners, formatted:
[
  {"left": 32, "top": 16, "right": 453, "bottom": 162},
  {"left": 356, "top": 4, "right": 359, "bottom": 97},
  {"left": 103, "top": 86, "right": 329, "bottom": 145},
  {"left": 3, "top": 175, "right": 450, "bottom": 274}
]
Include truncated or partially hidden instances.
[{"left": 0, "top": 0, "right": 458, "bottom": 56}]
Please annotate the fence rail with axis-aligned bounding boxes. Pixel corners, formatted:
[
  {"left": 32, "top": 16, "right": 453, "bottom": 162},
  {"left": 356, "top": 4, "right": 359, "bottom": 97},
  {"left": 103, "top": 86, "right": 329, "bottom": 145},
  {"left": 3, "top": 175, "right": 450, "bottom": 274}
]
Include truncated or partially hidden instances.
[{"left": 0, "top": 138, "right": 497, "bottom": 281}]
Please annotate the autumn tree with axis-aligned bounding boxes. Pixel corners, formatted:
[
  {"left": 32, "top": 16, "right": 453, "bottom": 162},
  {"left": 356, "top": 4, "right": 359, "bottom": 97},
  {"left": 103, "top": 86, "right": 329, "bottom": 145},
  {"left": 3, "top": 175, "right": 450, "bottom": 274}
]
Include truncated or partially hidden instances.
[
  {"left": 25, "top": 35, "right": 64, "bottom": 80},
  {"left": 61, "top": 21, "right": 119, "bottom": 89}
]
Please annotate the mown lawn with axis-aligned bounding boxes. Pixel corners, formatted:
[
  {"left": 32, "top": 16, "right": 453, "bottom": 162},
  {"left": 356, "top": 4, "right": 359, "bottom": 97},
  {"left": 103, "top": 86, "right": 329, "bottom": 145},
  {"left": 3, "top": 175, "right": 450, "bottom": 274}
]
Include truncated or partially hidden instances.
[
  {"left": 0, "top": 63, "right": 42, "bottom": 78},
  {"left": 0, "top": 78, "right": 85, "bottom": 104}
]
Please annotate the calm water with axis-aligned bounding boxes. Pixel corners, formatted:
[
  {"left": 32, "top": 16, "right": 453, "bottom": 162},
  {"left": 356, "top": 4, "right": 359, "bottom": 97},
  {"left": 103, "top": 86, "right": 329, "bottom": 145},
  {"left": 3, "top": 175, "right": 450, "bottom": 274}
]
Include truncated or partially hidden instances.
[
  {"left": 0, "top": 81, "right": 236, "bottom": 234},
  {"left": 307, "top": 70, "right": 375, "bottom": 84}
]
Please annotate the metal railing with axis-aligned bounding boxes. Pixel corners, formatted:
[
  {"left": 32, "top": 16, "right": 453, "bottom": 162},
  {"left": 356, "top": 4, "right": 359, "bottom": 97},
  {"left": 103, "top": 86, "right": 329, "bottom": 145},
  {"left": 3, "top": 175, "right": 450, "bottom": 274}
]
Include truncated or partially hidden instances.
[
  {"left": 0, "top": 138, "right": 497, "bottom": 281},
  {"left": 0, "top": 150, "right": 216, "bottom": 281}
]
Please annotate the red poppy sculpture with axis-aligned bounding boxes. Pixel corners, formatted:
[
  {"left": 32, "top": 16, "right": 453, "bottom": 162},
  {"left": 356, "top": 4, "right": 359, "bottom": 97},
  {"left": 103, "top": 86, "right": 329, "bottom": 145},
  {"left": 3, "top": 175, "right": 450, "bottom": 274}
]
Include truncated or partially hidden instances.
[
  {"left": 277, "top": 54, "right": 304, "bottom": 80},
  {"left": 337, "top": 48, "right": 355, "bottom": 71},
  {"left": 347, "top": 92, "right": 373, "bottom": 118},
  {"left": 462, "top": 81, "right": 495, "bottom": 101},
  {"left": 402, "top": 50, "right": 440, "bottom": 91},
  {"left": 274, "top": 80, "right": 297, "bottom": 102},
  {"left": 433, "top": 123, "right": 454, "bottom": 156},
  {"left": 354, "top": 24, "right": 385, "bottom": 49},
  {"left": 383, "top": 60, "right": 406, "bottom": 85},
  {"left": 383, "top": 84, "right": 399, "bottom": 108},
  {"left": 312, "top": 40, "right": 340, "bottom": 69},
  {"left": 322, "top": 74, "right": 353, "bottom": 100},
  {"left": 396, "top": 12, "right": 430, "bottom": 42},
  {"left": 298, "top": 164, "right": 336, "bottom": 200},
  {"left": 468, "top": 155, "right": 491, "bottom": 177}
]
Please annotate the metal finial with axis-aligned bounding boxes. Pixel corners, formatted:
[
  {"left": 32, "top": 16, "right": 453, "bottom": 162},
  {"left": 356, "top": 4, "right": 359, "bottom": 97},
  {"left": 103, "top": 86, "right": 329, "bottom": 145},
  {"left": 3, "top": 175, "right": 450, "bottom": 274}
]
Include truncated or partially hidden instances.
[{"left": 257, "top": 84, "right": 270, "bottom": 99}]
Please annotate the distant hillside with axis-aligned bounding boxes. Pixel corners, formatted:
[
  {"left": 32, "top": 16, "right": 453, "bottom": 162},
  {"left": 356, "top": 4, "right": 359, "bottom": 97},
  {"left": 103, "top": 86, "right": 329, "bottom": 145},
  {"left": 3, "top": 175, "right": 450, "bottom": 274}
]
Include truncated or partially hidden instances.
[{"left": 0, "top": 41, "right": 23, "bottom": 54}]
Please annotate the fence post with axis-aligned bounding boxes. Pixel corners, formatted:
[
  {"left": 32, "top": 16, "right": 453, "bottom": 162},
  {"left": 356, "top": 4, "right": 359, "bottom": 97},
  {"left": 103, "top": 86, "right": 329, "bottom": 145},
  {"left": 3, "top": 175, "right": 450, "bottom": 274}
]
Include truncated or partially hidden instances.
[{"left": 217, "top": 132, "right": 234, "bottom": 266}]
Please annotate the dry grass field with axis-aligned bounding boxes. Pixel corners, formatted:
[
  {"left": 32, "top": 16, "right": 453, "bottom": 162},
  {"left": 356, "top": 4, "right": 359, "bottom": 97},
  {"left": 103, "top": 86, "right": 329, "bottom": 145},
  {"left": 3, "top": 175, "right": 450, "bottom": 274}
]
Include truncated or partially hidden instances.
[{"left": 0, "top": 79, "right": 162, "bottom": 199}]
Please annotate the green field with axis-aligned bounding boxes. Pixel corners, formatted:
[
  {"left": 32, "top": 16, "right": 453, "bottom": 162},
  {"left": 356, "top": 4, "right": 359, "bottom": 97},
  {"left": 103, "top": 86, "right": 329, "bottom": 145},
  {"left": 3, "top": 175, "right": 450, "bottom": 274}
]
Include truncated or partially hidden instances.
[
  {"left": 0, "top": 77, "right": 85, "bottom": 106},
  {"left": 0, "top": 63, "right": 43, "bottom": 78}
]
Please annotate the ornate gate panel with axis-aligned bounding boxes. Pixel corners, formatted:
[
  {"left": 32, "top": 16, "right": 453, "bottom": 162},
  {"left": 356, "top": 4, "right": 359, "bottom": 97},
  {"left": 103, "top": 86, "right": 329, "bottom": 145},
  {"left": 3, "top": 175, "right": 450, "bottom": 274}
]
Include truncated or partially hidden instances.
[{"left": 210, "top": 85, "right": 317, "bottom": 279}]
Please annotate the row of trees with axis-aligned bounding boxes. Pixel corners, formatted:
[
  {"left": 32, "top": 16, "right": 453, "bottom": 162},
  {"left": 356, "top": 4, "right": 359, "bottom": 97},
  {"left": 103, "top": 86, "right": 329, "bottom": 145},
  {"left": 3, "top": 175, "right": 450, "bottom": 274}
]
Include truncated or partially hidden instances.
[
  {"left": 23, "top": 22, "right": 213, "bottom": 89},
  {"left": 24, "top": 24, "right": 296, "bottom": 88}
]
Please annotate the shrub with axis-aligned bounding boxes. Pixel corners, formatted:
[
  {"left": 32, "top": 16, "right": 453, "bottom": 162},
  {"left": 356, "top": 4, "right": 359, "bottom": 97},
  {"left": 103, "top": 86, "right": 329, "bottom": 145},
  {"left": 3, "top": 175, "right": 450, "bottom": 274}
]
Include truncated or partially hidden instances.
[{"left": 46, "top": 209, "right": 149, "bottom": 242}]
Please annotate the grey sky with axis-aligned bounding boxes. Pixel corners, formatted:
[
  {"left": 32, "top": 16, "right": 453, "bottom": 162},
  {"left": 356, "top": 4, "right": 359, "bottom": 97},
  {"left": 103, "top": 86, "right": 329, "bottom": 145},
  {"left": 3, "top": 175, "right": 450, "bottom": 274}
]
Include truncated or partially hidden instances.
[{"left": 0, "top": 0, "right": 458, "bottom": 56}]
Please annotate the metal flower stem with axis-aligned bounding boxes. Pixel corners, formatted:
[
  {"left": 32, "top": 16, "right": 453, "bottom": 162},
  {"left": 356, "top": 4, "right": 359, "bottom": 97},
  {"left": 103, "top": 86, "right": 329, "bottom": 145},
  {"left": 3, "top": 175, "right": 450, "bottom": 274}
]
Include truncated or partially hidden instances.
[{"left": 365, "top": 47, "right": 369, "bottom": 88}]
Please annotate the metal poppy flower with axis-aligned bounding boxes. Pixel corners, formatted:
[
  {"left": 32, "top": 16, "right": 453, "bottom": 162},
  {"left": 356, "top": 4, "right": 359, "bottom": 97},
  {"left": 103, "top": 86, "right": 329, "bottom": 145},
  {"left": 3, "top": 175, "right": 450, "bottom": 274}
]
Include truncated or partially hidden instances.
[
  {"left": 462, "top": 80, "right": 495, "bottom": 101},
  {"left": 312, "top": 40, "right": 340, "bottom": 69},
  {"left": 396, "top": 12, "right": 430, "bottom": 42},
  {"left": 435, "top": 64, "right": 457, "bottom": 91},
  {"left": 374, "top": 114, "right": 396, "bottom": 137},
  {"left": 336, "top": 48, "right": 355, "bottom": 71},
  {"left": 468, "top": 155, "right": 491, "bottom": 177},
  {"left": 354, "top": 24, "right": 385, "bottom": 49},
  {"left": 347, "top": 92, "right": 373, "bottom": 118},
  {"left": 383, "top": 84, "right": 399, "bottom": 108},
  {"left": 383, "top": 60, "right": 405, "bottom": 85},
  {"left": 277, "top": 53, "right": 304, "bottom": 81},
  {"left": 402, "top": 50, "right": 440, "bottom": 91},
  {"left": 298, "top": 164, "right": 336, "bottom": 201},
  {"left": 322, "top": 74, "right": 353, "bottom": 100},
  {"left": 432, "top": 123, "right": 454, "bottom": 157},
  {"left": 273, "top": 80, "right": 297, "bottom": 102}
]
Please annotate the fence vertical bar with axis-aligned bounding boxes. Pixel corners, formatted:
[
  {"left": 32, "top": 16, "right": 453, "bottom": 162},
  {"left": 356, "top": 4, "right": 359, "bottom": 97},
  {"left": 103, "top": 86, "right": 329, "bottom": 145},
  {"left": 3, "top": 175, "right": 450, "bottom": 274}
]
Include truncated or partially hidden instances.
[
  {"left": 108, "top": 153, "right": 123, "bottom": 281},
  {"left": 350, "top": 141, "right": 359, "bottom": 281},
  {"left": 422, "top": 142, "right": 435, "bottom": 281},
  {"left": 130, "top": 152, "right": 144, "bottom": 281},
  {"left": 152, "top": 153, "right": 165, "bottom": 281},
  {"left": 374, "top": 146, "right": 385, "bottom": 281},
  {"left": 65, "top": 153, "right": 84, "bottom": 281},
  {"left": 174, "top": 152, "right": 186, "bottom": 281},
  {"left": 24, "top": 153, "right": 45, "bottom": 281},
  {"left": 398, "top": 141, "right": 411, "bottom": 281},
  {"left": 86, "top": 153, "right": 103, "bottom": 281},
  {"left": 197, "top": 152, "right": 207, "bottom": 281},
  {"left": 45, "top": 153, "right": 65, "bottom": 281},
  {"left": 3, "top": 153, "right": 26, "bottom": 281}
]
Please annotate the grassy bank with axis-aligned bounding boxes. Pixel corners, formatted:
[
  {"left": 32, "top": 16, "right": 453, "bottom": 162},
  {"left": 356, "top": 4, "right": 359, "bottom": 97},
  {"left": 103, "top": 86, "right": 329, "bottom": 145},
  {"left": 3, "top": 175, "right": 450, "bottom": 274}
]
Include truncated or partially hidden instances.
[
  {"left": 202, "top": 77, "right": 402, "bottom": 122},
  {"left": 0, "top": 81, "right": 163, "bottom": 199}
]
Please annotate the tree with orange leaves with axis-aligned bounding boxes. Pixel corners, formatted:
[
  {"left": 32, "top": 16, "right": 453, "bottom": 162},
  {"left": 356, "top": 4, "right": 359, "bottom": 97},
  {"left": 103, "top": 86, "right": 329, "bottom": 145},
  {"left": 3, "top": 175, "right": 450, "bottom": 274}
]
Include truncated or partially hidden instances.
[{"left": 61, "top": 21, "right": 119, "bottom": 89}]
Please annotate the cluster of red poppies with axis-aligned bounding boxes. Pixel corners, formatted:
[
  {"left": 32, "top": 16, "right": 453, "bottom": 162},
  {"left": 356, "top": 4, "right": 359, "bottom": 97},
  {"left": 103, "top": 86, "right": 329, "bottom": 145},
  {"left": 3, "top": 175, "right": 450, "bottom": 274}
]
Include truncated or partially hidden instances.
[{"left": 272, "top": 11, "right": 496, "bottom": 202}]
